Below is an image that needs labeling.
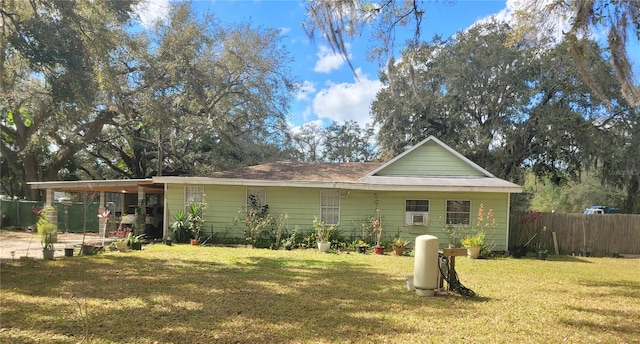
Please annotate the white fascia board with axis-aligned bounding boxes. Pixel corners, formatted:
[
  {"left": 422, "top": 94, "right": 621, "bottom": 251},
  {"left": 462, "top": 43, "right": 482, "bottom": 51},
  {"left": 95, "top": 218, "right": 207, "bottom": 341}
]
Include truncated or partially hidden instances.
[
  {"left": 28, "top": 179, "right": 152, "bottom": 189},
  {"left": 153, "top": 176, "right": 345, "bottom": 189},
  {"left": 153, "top": 176, "right": 522, "bottom": 193}
]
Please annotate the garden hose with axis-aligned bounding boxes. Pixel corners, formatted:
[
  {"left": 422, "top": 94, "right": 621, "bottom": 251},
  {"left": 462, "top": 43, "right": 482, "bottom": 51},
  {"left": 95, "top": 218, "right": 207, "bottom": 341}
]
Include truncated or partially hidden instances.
[{"left": 438, "top": 253, "right": 476, "bottom": 298}]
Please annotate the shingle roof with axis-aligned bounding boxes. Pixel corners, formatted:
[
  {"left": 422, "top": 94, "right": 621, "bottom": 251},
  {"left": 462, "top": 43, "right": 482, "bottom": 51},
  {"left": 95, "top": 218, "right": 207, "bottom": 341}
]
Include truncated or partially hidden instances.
[{"left": 206, "top": 162, "right": 384, "bottom": 182}]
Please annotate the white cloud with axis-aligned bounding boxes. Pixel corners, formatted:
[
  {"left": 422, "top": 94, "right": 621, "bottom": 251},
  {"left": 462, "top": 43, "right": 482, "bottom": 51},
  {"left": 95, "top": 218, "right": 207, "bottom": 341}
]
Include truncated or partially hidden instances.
[
  {"left": 296, "top": 81, "right": 317, "bottom": 101},
  {"left": 312, "top": 69, "right": 382, "bottom": 125},
  {"left": 279, "top": 27, "right": 291, "bottom": 35},
  {"left": 313, "top": 45, "right": 350, "bottom": 73},
  {"left": 290, "top": 119, "right": 324, "bottom": 135},
  {"left": 134, "top": 0, "right": 171, "bottom": 29}
]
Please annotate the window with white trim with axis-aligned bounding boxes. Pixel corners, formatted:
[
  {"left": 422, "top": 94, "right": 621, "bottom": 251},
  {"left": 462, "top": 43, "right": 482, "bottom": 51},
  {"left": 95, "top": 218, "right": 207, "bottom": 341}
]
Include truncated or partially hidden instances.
[
  {"left": 446, "top": 200, "right": 471, "bottom": 225},
  {"left": 405, "top": 200, "right": 429, "bottom": 225},
  {"left": 185, "top": 186, "right": 204, "bottom": 210},
  {"left": 246, "top": 188, "right": 266, "bottom": 208},
  {"left": 320, "top": 190, "right": 340, "bottom": 225}
]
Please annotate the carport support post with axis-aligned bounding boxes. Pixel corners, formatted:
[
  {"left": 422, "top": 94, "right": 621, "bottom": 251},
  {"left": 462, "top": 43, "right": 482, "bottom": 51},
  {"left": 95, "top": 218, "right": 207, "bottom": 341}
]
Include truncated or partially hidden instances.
[
  {"left": 45, "top": 189, "right": 57, "bottom": 225},
  {"left": 138, "top": 186, "right": 145, "bottom": 236},
  {"left": 98, "top": 192, "right": 106, "bottom": 238}
]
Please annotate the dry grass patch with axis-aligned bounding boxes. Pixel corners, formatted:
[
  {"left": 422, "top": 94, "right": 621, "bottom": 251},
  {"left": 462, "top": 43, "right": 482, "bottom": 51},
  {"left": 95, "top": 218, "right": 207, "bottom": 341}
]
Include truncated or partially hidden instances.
[{"left": 1, "top": 245, "right": 639, "bottom": 343}]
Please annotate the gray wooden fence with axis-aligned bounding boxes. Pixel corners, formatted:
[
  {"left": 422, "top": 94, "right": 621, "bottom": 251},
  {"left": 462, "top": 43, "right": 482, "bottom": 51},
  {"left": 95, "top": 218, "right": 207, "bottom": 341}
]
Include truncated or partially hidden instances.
[{"left": 509, "top": 211, "right": 640, "bottom": 257}]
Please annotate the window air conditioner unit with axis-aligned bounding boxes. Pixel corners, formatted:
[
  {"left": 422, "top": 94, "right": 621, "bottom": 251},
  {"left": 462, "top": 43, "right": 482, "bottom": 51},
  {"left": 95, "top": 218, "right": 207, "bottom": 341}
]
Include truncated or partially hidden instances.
[{"left": 405, "top": 212, "right": 429, "bottom": 226}]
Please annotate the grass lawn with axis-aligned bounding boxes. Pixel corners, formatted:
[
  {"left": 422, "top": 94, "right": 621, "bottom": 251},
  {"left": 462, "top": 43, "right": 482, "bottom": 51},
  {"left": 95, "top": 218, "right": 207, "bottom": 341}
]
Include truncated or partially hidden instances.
[{"left": 1, "top": 245, "right": 639, "bottom": 343}]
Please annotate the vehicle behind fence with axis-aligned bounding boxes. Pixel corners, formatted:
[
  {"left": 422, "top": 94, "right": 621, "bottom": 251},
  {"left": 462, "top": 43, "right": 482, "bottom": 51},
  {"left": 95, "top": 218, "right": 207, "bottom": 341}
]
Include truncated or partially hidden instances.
[
  {"left": 1, "top": 200, "right": 99, "bottom": 233},
  {"left": 509, "top": 211, "right": 640, "bottom": 257}
]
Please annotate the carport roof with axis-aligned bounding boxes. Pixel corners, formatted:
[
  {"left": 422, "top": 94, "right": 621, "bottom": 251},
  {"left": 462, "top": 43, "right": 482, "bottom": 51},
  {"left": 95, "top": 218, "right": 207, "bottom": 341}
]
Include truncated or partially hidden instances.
[{"left": 28, "top": 179, "right": 163, "bottom": 194}]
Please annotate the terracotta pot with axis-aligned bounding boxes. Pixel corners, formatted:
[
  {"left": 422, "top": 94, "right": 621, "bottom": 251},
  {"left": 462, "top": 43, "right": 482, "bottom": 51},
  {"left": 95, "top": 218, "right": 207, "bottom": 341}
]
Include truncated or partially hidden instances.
[
  {"left": 373, "top": 246, "right": 385, "bottom": 255},
  {"left": 190, "top": 239, "right": 199, "bottom": 246},
  {"left": 116, "top": 241, "right": 127, "bottom": 251},
  {"left": 393, "top": 246, "right": 406, "bottom": 256}
]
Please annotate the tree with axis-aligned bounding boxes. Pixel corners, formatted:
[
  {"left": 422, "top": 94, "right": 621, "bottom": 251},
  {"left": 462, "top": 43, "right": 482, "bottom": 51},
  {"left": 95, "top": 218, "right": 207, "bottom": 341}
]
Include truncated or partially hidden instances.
[
  {"left": 303, "top": 0, "right": 424, "bottom": 70},
  {"left": 118, "top": 3, "right": 297, "bottom": 176},
  {"left": 512, "top": 1, "right": 640, "bottom": 107},
  {"left": 372, "top": 21, "right": 625, "bottom": 186},
  {"left": 595, "top": 107, "right": 640, "bottom": 213},
  {"left": 373, "top": 21, "right": 536, "bottom": 179},
  {"left": 323, "top": 120, "right": 378, "bottom": 162},
  {"left": 291, "top": 122, "right": 325, "bottom": 162},
  {"left": 304, "top": 1, "right": 640, "bottom": 107},
  {"left": 4, "top": 2, "right": 299, "bottom": 185},
  {"left": 1, "top": 0, "right": 140, "bottom": 198}
]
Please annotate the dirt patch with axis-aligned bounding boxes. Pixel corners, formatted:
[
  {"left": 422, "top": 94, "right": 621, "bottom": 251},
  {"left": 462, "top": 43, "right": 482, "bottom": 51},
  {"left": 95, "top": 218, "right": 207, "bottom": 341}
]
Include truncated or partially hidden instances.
[{"left": 0, "top": 229, "right": 112, "bottom": 262}]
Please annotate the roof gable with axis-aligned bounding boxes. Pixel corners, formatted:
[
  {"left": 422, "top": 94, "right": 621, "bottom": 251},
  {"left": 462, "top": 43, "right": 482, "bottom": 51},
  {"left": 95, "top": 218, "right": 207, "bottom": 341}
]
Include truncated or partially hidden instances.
[{"left": 368, "top": 136, "right": 493, "bottom": 177}]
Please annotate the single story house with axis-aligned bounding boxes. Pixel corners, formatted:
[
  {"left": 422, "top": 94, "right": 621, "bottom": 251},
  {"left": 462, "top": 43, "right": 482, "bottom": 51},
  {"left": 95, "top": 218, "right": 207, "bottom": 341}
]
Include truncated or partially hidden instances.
[
  {"left": 156, "top": 136, "right": 522, "bottom": 249},
  {"left": 29, "top": 136, "right": 522, "bottom": 250}
]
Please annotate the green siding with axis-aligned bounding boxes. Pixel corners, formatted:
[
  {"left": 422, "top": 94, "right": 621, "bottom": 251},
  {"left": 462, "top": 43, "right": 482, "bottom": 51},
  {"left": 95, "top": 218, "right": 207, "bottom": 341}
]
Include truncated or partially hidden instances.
[
  {"left": 375, "top": 140, "right": 484, "bottom": 177},
  {"left": 165, "top": 183, "right": 510, "bottom": 250}
]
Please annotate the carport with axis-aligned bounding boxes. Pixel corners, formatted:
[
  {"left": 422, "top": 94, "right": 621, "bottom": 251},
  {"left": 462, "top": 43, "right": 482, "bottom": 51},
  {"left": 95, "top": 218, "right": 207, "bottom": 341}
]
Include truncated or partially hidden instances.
[{"left": 28, "top": 179, "right": 166, "bottom": 238}]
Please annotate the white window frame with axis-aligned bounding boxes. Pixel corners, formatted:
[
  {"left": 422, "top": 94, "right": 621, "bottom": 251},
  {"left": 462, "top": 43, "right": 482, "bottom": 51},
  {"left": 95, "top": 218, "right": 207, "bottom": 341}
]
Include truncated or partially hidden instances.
[
  {"left": 185, "top": 186, "right": 204, "bottom": 211},
  {"left": 320, "top": 190, "right": 340, "bottom": 226},
  {"left": 405, "top": 199, "right": 430, "bottom": 226},
  {"left": 246, "top": 188, "right": 266, "bottom": 208},
  {"left": 446, "top": 200, "right": 471, "bottom": 226}
]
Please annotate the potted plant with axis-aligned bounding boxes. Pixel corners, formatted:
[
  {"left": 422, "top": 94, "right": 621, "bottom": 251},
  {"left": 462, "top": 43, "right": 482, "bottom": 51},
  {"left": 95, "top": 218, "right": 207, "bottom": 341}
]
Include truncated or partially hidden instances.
[
  {"left": 115, "top": 239, "right": 128, "bottom": 251},
  {"left": 536, "top": 247, "right": 548, "bottom": 260},
  {"left": 127, "top": 233, "right": 144, "bottom": 250},
  {"left": 461, "top": 231, "right": 485, "bottom": 259},
  {"left": 81, "top": 242, "right": 97, "bottom": 256},
  {"left": 371, "top": 211, "right": 384, "bottom": 255},
  {"left": 35, "top": 206, "right": 57, "bottom": 260},
  {"left": 391, "top": 237, "right": 410, "bottom": 256},
  {"left": 170, "top": 210, "right": 191, "bottom": 244},
  {"left": 313, "top": 217, "right": 334, "bottom": 253},
  {"left": 354, "top": 240, "right": 369, "bottom": 254},
  {"left": 281, "top": 230, "right": 297, "bottom": 250},
  {"left": 187, "top": 203, "right": 206, "bottom": 245},
  {"left": 40, "top": 223, "right": 57, "bottom": 260}
]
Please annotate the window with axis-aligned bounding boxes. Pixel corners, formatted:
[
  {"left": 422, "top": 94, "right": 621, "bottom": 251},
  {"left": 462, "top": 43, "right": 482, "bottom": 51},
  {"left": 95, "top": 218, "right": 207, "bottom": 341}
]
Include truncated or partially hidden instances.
[
  {"left": 185, "top": 186, "right": 204, "bottom": 210},
  {"left": 446, "top": 200, "right": 471, "bottom": 225},
  {"left": 246, "top": 188, "right": 266, "bottom": 208},
  {"left": 320, "top": 190, "right": 340, "bottom": 225},
  {"left": 406, "top": 200, "right": 429, "bottom": 212},
  {"left": 405, "top": 200, "right": 429, "bottom": 225}
]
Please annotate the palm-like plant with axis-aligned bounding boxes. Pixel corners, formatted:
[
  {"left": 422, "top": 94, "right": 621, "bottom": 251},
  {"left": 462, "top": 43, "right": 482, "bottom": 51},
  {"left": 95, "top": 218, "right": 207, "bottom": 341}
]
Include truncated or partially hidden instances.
[{"left": 170, "top": 210, "right": 191, "bottom": 243}]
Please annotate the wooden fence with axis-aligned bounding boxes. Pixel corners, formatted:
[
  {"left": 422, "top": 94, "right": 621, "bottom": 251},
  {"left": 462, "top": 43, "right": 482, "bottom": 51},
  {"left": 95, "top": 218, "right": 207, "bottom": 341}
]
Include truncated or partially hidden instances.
[{"left": 509, "top": 211, "right": 640, "bottom": 257}]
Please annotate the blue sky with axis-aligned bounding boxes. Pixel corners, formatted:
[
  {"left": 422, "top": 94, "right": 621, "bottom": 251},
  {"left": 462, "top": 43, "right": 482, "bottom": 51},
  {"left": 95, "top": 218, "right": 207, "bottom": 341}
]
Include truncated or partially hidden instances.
[
  {"left": 196, "top": 1, "right": 508, "bottom": 128},
  {"left": 136, "top": 0, "right": 512, "bottom": 129}
]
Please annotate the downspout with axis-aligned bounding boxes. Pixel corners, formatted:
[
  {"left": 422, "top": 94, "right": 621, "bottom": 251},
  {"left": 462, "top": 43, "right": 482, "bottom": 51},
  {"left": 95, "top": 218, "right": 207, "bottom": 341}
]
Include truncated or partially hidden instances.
[
  {"left": 505, "top": 193, "right": 511, "bottom": 252},
  {"left": 163, "top": 183, "right": 168, "bottom": 240}
]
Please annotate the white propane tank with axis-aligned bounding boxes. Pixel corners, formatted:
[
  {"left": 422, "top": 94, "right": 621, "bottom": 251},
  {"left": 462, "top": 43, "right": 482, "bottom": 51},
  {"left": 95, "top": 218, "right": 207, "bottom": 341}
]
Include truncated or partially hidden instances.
[{"left": 413, "top": 234, "right": 439, "bottom": 296}]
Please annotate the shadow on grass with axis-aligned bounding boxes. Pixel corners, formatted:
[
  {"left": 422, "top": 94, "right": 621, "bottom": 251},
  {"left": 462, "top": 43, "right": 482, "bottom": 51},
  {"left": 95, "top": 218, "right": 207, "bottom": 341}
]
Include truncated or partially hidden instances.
[
  {"left": 561, "top": 305, "right": 640, "bottom": 338},
  {"left": 0, "top": 246, "right": 479, "bottom": 343},
  {"left": 509, "top": 255, "right": 595, "bottom": 263},
  {"left": 578, "top": 279, "right": 640, "bottom": 299}
]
